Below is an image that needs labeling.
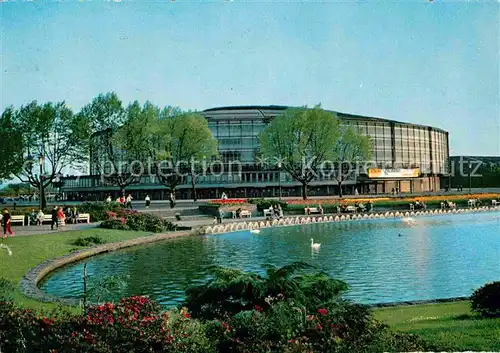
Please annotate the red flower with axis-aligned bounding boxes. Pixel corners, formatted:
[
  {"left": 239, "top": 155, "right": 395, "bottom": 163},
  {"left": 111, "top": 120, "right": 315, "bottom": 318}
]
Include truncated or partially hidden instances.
[
  {"left": 41, "top": 317, "right": 55, "bottom": 325},
  {"left": 222, "top": 321, "right": 231, "bottom": 332},
  {"left": 254, "top": 305, "right": 263, "bottom": 312},
  {"left": 183, "top": 312, "right": 191, "bottom": 318},
  {"left": 306, "top": 315, "right": 315, "bottom": 321},
  {"left": 316, "top": 323, "right": 323, "bottom": 330},
  {"left": 317, "top": 308, "right": 328, "bottom": 316}
]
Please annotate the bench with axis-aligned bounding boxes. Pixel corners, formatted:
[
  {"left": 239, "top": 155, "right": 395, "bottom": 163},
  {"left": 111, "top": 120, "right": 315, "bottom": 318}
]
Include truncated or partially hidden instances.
[
  {"left": 409, "top": 203, "right": 414, "bottom": 211},
  {"left": 10, "top": 215, "right": 25, "bottom": 226},
  {"left": 492, "top": 200, "right": 499, "bottom": 206},
  {"left": 304, "top": 207, "right": 323, "bottom": 215},
  {"left": 263, "top": 208, "right": 273, "bottom": 217},
  {"left": 343, "top": 205, "right": 356, "bottom": 213},
  {"left": 240, "top": 210, "right": 251, "bottom": 218},
  {"left": 468, "top": 199, "right": 477, "bottom": 207},
  {"left": 77, "top": 213, "right": 90, "bottom": 223}
]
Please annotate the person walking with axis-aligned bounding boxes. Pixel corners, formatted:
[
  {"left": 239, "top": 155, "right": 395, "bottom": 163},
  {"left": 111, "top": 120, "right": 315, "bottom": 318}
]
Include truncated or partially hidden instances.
[
  {"left": 169, "top": 192, "right": 175, "bottom": 209},
  {"left": 2, "top": 208, "right": 14, "bottom": 238},
  {"left": 145, "top": 195, "right": 151, "bottom": 209},
  {"left": 126, "top": 194, "right": 133, "bottom": 209},
  {"left": 51, "top": 206, "right": 58, "bottom": 230},
  {"left": 57, "top": 207, "right": 66, "bottom": 226}
]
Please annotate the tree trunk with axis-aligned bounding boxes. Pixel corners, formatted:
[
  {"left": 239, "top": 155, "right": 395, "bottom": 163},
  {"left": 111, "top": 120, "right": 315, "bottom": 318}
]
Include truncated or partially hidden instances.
[
  {"left": 41, "top": 186, "right": 47, "bottom": 209},
  {"left": 191, "top": 174, "right": 197, "bottom": 202},
  {"left": 338, "top": 181, "right": 343, "bottom": 198},
  {"left": 301, "top": 182, "right": 308, "bottom": 200}
]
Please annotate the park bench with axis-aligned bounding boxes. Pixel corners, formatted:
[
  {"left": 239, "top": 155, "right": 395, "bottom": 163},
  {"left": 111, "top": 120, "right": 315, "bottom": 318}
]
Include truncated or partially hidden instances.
[
  {"left": 77, "top": 213, "right": 90, "bottom": 223},
  {"left": 240, "top": 210, "right": 251, "bottom": 218},
  {"left": 304, "top": 207, "right": 323, "bottom": 215},
  {"left": 492, "top": 200, "right": 499, "bottom": 206},
  {"left": 263, "top": 207, "right": 273, "bottom": 217},
  {"left": 10, "top": 215, "right": 25, "bottom": 226},
  {"left": 468, "top": 199, "right": 477, "bottom": 207},
  {"left": 342, "top": 205, "right": 356, "bottom": 213}
]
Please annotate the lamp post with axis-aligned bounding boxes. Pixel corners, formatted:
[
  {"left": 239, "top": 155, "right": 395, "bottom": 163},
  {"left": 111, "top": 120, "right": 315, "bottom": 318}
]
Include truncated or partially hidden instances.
[
  {"left": 39, "top": 155, "right": 44, "bottom": 210},
  {"left": 277, "top": 161, "right": 282, "bottom": 201}
]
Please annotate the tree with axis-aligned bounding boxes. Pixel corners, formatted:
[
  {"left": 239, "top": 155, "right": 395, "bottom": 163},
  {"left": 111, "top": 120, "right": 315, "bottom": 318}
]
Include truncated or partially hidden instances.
[
  {"left": 0, "top": 107, "right": 23, "bottom": 182},
  {"left": 76, "top": 92, "right": 138, "bottom": 196},
  {"left": 152, "top": 109, "right": 217, "bottom": 201},
  {"left": 10, "top": 101, "right": 85, "bottom": 208},
  {"left": 260, "top": 106, "right": 342, "bottom": 199},
  {"left": 330, "top": 125, "right": 372, "bottom": 198}
]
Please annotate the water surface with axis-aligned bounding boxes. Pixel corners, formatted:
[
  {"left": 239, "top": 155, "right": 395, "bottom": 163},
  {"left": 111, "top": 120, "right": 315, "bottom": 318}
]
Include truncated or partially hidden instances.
[{"left": 40, "top": 211, "right": 500, "bottom": 306}]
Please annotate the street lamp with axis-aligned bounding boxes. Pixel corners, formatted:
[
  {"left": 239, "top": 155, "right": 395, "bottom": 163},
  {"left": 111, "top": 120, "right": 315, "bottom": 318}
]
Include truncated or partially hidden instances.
[
  {"left": 39, "top": 155, "right": 44, "bottom": 210},
  {"left": 277, "top": 160, "right": 282, "bottom": 201}
]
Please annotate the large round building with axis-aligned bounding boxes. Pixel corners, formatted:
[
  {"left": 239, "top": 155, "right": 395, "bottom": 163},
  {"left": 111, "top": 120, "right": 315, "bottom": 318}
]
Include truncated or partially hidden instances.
[{"left": 61, "top": 105, "right": 449, "bottom": 200}]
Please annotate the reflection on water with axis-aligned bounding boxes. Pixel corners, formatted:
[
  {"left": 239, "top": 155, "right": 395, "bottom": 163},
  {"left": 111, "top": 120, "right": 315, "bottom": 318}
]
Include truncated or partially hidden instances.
[{"left": 40, "top": 212, "right": 500, "bottom": 306}]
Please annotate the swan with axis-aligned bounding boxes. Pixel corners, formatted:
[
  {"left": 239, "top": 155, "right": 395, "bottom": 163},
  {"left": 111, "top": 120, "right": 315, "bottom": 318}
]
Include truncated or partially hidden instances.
[
  {"left": 310, "top": 238, "right": 321, "bottom": 249},
  {"left": 250, "top": 229, "right": 261, "bottom": 234}
]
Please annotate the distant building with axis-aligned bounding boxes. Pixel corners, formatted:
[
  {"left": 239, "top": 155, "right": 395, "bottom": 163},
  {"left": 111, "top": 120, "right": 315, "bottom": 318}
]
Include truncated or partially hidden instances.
[
  {"left": 443, "top": 156, "right": 500, "bottom": 189},
  {"left": 61, "top": 106, "right": 449, "bottom": 200}
]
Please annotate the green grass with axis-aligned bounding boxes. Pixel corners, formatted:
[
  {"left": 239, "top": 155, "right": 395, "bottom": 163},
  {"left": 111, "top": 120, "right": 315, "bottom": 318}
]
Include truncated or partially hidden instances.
[
  {"left": 374, "top": 301, "right": 500, "bottom": 351},
  {"left": 0, "top": 228, "right": 152, "bottom": 311}
]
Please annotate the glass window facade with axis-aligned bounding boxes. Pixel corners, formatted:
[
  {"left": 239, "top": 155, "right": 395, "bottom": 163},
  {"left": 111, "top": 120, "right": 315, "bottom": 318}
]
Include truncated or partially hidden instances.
[{"left": 78, "top": 107, "right": 449, "bottom": 193}]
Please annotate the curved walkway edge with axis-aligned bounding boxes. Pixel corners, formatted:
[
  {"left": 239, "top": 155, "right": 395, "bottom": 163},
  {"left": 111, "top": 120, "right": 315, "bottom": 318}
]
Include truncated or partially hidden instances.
[{"left": 19, "top": 230, "right": 196, "bottom": 306}]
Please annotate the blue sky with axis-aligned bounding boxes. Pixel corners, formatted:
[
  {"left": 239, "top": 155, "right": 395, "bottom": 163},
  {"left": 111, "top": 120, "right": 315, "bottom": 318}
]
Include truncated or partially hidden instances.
[{"left": 1, "top": 1, "right": 499, "bottom": 156}]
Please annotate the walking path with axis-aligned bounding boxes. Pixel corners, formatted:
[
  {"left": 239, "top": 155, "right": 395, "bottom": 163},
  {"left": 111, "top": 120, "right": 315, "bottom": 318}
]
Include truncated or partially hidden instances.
[{"left": 4, "top": 222, "right": 98, "bottom": 238}]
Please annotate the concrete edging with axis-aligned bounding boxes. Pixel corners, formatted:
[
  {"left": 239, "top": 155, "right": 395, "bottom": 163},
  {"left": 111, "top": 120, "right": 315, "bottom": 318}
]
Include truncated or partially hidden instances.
[{"left": 19, "top": 230, "right": 196, "bottom": 306}]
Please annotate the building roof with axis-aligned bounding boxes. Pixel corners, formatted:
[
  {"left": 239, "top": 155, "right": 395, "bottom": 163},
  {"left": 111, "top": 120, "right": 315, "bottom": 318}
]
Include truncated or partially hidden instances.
[{"left": 202, "top": 105, "right": 448, "bottom": 133}]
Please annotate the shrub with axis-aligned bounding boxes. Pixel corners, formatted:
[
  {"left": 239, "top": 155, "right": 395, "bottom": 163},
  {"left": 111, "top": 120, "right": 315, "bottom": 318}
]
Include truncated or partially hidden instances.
[
  {"left": 183, "top": 262, "right": 349, "bottom": 321},
  {"left": 72, "top": 236, "right": 105, "bottom": 247},
  {"left": 78, "top": 201, "right": 125, "bottom": 222},
  {"left": 99, "top": 211, "right": 180, "bottom": 233},
  {"left": 0, "top": 297, "right": 212, "bottom": 353},
  {"left": 471, "top": 281, "right": 500, "bottom": 318},
  {"left": 249, "top": 198, "right": 287, "bottom": 211}
]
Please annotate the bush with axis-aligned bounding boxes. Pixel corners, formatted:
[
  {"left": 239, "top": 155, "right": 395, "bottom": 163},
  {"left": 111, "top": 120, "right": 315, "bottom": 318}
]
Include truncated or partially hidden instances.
[
  {"left": 99, "top": 210, "right": 180, "bottom": 233},
  {"left": 471, "top": 281, "right": 500, "bottom": 318},
  {"left": 72, "top": 236, "right": 105, "bottom": 247},
  {"left": 249, "top": 198, "right": 288, "bottom": 211},
  {"left": 0, "top": 297, "right": 212, "bottom": 353},
  {"left": 78, "top": 201, "right": 125, "bottom": 222}
]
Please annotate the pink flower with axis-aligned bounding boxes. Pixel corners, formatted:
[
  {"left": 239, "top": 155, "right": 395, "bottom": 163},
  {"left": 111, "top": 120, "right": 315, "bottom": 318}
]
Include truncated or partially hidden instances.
[
  {"left": 254, "top": 305, "right": 263, "bottom": 312},
  {"left": 317, "top": 308, "right": 328, "bottom": 316}
]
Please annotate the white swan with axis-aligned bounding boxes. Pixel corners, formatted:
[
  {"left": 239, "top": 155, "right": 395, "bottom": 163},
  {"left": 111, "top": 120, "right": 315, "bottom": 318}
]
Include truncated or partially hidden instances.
[
  {"left": 310, "top": 238, "right": 321, "bottom": 249},
  {"left": 250, "top": 229, "right": 261, "bottom": 234}
]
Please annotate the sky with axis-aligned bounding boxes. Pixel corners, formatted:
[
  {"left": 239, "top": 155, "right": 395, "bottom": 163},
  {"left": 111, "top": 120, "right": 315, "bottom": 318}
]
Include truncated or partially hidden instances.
[{"left": 1, "top": 1, "right": 499, "bottom": 157}]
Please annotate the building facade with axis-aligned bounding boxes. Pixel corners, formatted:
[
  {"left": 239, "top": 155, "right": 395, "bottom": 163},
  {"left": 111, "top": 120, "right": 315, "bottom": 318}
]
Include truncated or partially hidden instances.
[{"left": 61, "top": 106, "right": 449, "bottom": 200}]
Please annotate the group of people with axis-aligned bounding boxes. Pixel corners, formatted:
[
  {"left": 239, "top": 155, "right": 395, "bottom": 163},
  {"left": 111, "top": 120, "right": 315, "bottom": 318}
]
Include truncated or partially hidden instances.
[
  {"left": 106, "top": 194, "right": 153, "bottom": 209},
  {"left": 0, "top": 205, "right": 79, "bottom": 237},
  {"left": 268, "top": 204, "right": 284, "bottom": 219}
]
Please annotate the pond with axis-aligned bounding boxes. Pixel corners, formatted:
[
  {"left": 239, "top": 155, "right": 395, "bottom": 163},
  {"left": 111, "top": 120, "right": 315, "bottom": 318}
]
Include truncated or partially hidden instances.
[{"left": 39, "top": 211, "right": 500, "bottom": 306}]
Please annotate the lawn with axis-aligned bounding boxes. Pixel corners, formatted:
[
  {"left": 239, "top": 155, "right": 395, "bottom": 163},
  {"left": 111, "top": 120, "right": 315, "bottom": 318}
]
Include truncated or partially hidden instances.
[
  {"left": 0, "top": 228, "right": 152, "bottom": 311},
  {"left": 374, "top": 301, "right": 500, "bottom": 351}
]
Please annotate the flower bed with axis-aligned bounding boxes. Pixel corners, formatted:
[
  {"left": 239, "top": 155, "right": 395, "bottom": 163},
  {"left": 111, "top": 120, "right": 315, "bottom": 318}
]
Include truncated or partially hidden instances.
[
  {"left": 100, "top": 209, "right": 181, "bottom": 233},
  {"left": 208, "top": 199, "right": 249, "bottom": 205}
]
